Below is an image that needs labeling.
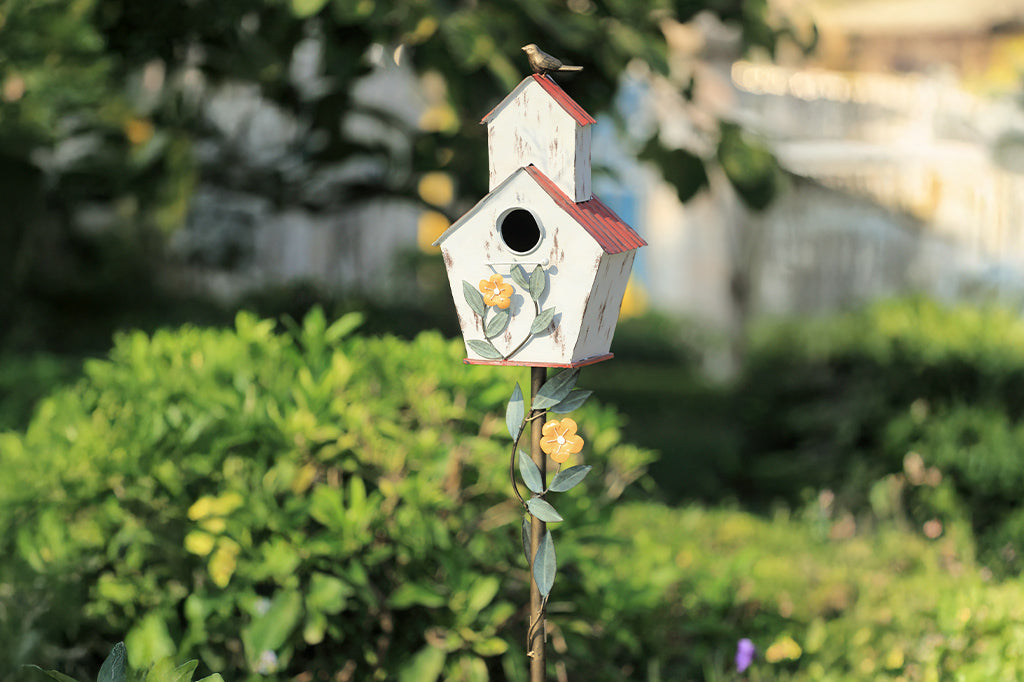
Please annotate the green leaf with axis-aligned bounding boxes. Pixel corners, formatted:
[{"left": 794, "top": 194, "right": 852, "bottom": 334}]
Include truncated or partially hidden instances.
[
  {"left": 473, "top": 637, "right": 510, "bottom": 657},
  {"left": 466, "top": 575, "right": 501, "bottom": 617},
  {"left": 532, "top": 368, "right": 580, "bottom": 410},
  {"left": 550, "top": 390, "right": 593, "bottom": 414},
  {"left": 530, "top": 308, "right": 556, "bottom": 335},
  {"left": 98, "top": 642, "right": 128, "bottom": 682},
  {"left": 484, "top": 308, "right": 510, "bottom": 338},
  {"left": 526, "top": 498, "right": 563, "bottom": 523},
  {"left": 510, "top": 265, "right": 530, "bottom": 291},
  {"left": 533, "top": 531, "right": 557, "bottom": 598},
  {"left": 291, "top": 0, "right": 328, "bottom": 18},
  {"left": 142, "top": 658, "right": 195, "bottom": 682},
  {"left": 125, "top": 613, "right": 175, "bottom": 669},
  {"left": 242, "top": 591, "right": 303, "bottom": 670},
  {"left": 467, "top": 339, "right": 503, "bottom": 360},
  {"left": 506, "top": 383, "right": 524, "bottom": 440},
  {"left": 21, "top": 667, "right": 82, "bottom": 682},
  {"left": 398, "top": 645, "right": 446, "bottom": 682},
  {"left": 196, "top": 676, "right": 225, "bottom": 682},
  {"left": 521, "top": 516, "right": 531, "bottom": 565},
  {"left": 529, "top": 266, "right": 546, "bottom": 301},
  {"left": 549, "top": 465, "right": 592, "bottom": 492},
  {"left": 463, "top": 281, "right": 485, "bottom": 318},
  {"left": 518, "top": 451, "right": 544, "bottom": 494},
  {"left": 387, "top": 583, "right": 446, "bottom": 609}
]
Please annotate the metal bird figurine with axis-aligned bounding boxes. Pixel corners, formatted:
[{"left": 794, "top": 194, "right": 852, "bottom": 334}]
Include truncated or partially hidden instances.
[{"left": 521, "top": 44, "right": 583, "bottom": 76}]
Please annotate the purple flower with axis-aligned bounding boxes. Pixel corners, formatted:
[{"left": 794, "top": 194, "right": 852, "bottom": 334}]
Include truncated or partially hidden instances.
[{"left": 735, "top": 638, "right": 756, "bottom": 673}]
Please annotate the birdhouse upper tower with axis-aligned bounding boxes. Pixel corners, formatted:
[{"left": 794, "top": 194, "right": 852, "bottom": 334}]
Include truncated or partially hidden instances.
[{"left": 482, "top": 74, "right": 594, "bottom": 203}]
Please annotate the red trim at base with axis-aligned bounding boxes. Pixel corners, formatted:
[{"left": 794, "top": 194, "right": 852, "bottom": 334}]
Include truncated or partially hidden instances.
[{"left": 463, "top": 353, "right": 613, "bottom": 368}]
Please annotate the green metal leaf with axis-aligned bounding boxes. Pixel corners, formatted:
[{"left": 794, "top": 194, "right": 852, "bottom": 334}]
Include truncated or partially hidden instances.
[
  {"left": 521, "top": 516, "right": 531, "bottom": 565},
  {"left": 463, "top": 281, "right": 485, "bottom": 318},
  {"left": 549, "top": 465, "right": 592, "bottom": 492},
  {"left": 510, "top": 265, "right": 530, "bottom": 291},
  {"left": 506, "top": 383, "right": 524, "bottom": 440},
  {"left": 531, "top": 368, "right": 580, "bottom": 410},
  {"left": 484, "top": 308, "right": 510, "bottom": 338},
  {"left": 532, "top": 531, "right": 557, "bottom": 598},
  {"left": 549, "top": 390, "right": 593, "bottom": 414},
  {"left": 530, "top": 307, "right": 556, "bottom": 334},
  {"left": 518, "top": 451, "right": 544, "bottom": 494},
  {"left": 529, "top": 265, "right": 546, "bottom": 301},
  {"left": 526, "top": 498, "right": 563, "bottom": 523},
  {"left": 466, "top": 339, "right": 503, "bottom": 359},
  {"left": 21, "top": 667, "right": 82, "bottom": 682},
  {"left": 98, "top": 643, "right": 128, "bottom": 682}
]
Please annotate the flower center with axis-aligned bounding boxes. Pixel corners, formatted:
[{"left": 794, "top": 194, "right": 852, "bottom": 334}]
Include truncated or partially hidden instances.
[
  {"left": 556, "top": 435, "right": 565, "bottom": 445},
  {"left": 493, "top": 286, "right": 502, "bottom": 296}
]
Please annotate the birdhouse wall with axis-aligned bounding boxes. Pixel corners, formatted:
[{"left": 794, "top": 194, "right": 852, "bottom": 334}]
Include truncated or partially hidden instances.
[
  {"left": 438, "top": 171, "right": 609, "bottom": 365},
  {"left": 572, "top": 250, "right": 635, "bottom": 361},
  {"left": 486, "top": 80, "right": 592, "bottom": 203}
]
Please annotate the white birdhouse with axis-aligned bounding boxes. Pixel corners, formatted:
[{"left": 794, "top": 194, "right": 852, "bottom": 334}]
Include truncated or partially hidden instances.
[{"left": 434, "top": 74, "right": 646, "bottom": 368}]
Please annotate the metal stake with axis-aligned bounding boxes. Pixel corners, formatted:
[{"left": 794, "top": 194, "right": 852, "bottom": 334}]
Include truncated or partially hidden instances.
[{"left": 528, "top": 366, "right": 547, "bottom": 681}]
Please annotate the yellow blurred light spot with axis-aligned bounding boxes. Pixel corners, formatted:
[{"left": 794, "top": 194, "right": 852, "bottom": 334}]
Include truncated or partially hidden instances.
[
  {"left": 765, "top": 635, "right": 802, "bottom": 663},
  {"left": 885, "top": 646, "right": 905, "bottom": 670},
  {"left": 406, "top": 16, "right": 438, "bottom": 44},
  {"left": 124, "top": 118, "right": 155, "bottom": 145},
  {"left": 418, "top": 172, "right": 454, "bottom": 207},
  {"left": 418, "top": 210, "right": 449, "bottom": 252},
  {"left": 418, "top": 104, "right": 459, "bottom": 134},
  {"left": 2, "top": 74, "right": 25, "bottom": 102},
  {"left": 188, "top": 496, "right": 215, "bottom": 520},
  {"left": 185, "top": 530, "right": 216, "bottom": 556},
  {"left": 618, "top": 277, "right": 648, "bottom": 319},
  {"left": 208, "top": 545, "right": 238, "bottom": 587},
  {"left": 200, "top": 517, "right": 227, "bottom": 534}
]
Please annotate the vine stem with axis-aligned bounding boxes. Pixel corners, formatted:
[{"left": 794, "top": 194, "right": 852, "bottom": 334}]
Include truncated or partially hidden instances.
[{"left": 528, "top": 366, "right": 547, "bottom": 682}]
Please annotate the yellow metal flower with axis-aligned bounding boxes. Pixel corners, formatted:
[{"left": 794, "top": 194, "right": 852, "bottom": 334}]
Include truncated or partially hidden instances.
[
  {"left": 540, "top": 417, "right": 584, "bottom": 464},
  {"left": 479, "top": 274, "right": 513, "bottom": 310}
]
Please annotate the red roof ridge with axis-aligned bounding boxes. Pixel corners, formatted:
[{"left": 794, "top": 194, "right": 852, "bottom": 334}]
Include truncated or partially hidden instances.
[
  {"left": 480, "top": 75, "right": 596, "bottom": 127},
  {"left": 523, "top": 165, "right": 646, "bottom": 254}
]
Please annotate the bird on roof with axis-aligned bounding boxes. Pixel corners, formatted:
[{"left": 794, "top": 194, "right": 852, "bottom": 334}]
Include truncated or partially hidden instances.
[{"left": 521, "top": 44, "right": 583, "bottom": 76}]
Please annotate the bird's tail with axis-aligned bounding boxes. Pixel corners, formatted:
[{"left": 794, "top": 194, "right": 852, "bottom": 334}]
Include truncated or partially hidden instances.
[{"left": 558, "top": 65, "right": 583, "bottom": 72}]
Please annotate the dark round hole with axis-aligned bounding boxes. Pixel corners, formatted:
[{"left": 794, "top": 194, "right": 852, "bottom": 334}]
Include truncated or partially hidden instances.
[{"left": 499, "top": 209, "right": 541, "bottom": 253}]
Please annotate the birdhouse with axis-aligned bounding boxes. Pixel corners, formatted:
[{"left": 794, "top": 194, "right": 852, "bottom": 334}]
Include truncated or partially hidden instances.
[{"left": 434, "top": 74, "right": 646, "bottom": 368}]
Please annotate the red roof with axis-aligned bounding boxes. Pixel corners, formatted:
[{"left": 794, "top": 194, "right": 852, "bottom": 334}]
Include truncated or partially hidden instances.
[
  {"left": 481, "top": 74, "right": 596, "bottom": 127},
  {"left": 524, "top": 165, "right": 646, "bottom": 254}
]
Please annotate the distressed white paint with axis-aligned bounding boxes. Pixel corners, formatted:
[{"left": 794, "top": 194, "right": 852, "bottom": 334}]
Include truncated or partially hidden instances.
[
  {"left": 486, "top": 79, "right": 592, "bottom": 202},
  {"left": 437, "top": 168, "right": 631, "bottom": 366}
]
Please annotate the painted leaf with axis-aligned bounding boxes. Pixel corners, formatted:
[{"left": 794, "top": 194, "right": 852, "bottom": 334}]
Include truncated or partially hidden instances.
[
  {"left": 529, "top": 265, "right": 546, "bottom": 301},
  {"left": 519, "top": 451, "right": 544, "bottom": 494},
  {"left": 533, "top": 531, "right": 557, "bottom": 598},
  {"left": 532, "top": 368, "right": 580, "bottom": 410},
  {"left": 463, "top": 281, "right": 485, "bottom": 318},
  {"left": 526, "top": 498, "right": 563, "bottom": 523},
  {"left": 550, "top": 390, "right": 593, "bottom": 414},
  {"left": 467, "top": 339, "right": 502, "bottom": 359},
  {"left": 97, "top": 642, "right": 127, "bottom": 682},
  {"left": 530, "top": 307, "right": 556, "bottom": 334},
  {"left": 521, "top": 515, "right": 531, "bottom": 565},
  {"left": 510, "top": 265, "right": 530, "bottom": 291},
  {"left": 549, "top": 465, "right": 592, "bottom": 492},
  {"left": 485, "top": 308, "right": 510, "bottom": 338},
  {"left": 506, "top": 383, "right": 524, "bottom": 440}
]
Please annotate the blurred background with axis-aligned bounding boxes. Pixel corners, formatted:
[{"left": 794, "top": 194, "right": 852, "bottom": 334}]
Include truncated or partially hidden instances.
[{"left": 7, "top": 0, "right": 1024, "bottom": 680}]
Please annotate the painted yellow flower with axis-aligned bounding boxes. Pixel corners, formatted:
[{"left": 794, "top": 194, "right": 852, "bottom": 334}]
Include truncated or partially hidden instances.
[
  {"left": 540, "top": 417, "right": 584, "bottom": 464},
  {"left": 479, "top": 274, "right": 513, "bottom": 310}
]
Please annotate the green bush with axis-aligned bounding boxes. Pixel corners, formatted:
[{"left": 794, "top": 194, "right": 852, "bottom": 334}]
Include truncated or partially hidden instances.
[
  {"left": 730, "top": 297, "right": 1024, "bottom": 574},
  {"left": 0, "top": 309, "right": 655, "bottom": 681}
]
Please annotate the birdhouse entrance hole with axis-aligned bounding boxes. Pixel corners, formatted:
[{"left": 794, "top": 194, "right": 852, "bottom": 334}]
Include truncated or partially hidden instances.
[{"left": 499, "top": 208, "right": 541, "bottom": 254}]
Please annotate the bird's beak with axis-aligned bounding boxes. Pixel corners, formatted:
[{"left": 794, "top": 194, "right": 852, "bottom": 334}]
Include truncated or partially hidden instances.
[{"left": 520, "top": 46, "right": 527, "bottom": 51}]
